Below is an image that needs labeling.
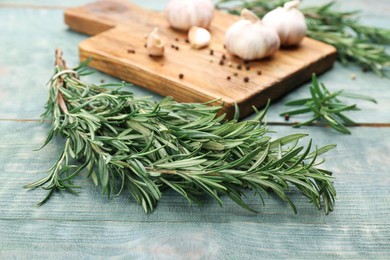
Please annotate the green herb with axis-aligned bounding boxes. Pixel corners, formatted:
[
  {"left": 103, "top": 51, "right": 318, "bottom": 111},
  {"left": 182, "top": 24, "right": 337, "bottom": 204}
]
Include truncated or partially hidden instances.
[
  {"left": 280, "top": 74, "right": 377, "bottom": 134},
  {"left": 25, "top": 49, "right": 336, "bottom": 214},
  {"left": 216, "top": 0, "right": 390, "bottom": 76}
]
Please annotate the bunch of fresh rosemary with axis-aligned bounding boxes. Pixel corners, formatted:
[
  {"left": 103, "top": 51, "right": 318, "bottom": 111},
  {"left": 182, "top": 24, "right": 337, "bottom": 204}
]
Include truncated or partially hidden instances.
[
  {"left": 216, "top": 0, "right": 390, "bottom": 76},
  {"left": 25, "top": 49, "right": 336, "bottom": 214},
  {"left": 281, "top": 74, "right": 377, "bottom": 134}
]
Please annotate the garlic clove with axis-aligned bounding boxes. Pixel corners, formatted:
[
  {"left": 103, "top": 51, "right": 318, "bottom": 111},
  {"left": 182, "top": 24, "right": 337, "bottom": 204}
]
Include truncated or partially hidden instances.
[
  {"left": 262, "top": 0, "right": 307, "bottom": 46},
  {"left": 146, "top": 28, "right": 165, "bottom": 57},
  {"left": 224, "top": 9, "right": 280, "bottom": 61},
  {"left": 188, "top": 26, "right": 211, "bottom": 49},
  {"left": 165, "top": 0, "right": 214, "bottom": 31}
]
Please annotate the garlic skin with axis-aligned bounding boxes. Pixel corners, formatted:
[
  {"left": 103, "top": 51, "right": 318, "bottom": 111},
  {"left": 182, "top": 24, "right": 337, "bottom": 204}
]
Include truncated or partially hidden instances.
[
  {"left": 262, "top": 0, "right": 307, "bottom": 46},
  {"left": 146, "top": 28, "right": 165, "bottom": 57},
  {"left": 165, "top": 0, "right": 214, "bottom": 31},
  {"left": 224, "top": 9, "right": 280, "bottom": 61},
  {"left": 188, "top": 26, "right": 211, "bottom": 49}
]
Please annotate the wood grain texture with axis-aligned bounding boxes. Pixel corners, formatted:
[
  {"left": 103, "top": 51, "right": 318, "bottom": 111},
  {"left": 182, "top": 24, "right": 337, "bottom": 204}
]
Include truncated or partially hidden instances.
[
  {"left": 1, "top": 220, "right": 389, "bottom": 259},
  {"left": 64, "top": 0, "right": 337, "bottom": 118},
  {"left": 1, "top": 122, "right": 390, "bottom": 258}
]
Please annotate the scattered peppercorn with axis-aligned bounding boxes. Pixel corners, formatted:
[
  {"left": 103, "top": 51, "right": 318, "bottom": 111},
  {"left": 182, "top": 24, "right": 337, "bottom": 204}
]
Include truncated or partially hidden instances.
[
  {"left": 171, "top": 44, "right": 175, "bottom": 49},
  {"left": 127, "top": 49, "right": 136, "bottom": 54},
  {"left": 175, "top": 46, "right": 179, "bottom": 51},
  {"left": 227, "top": 76, "right": 231, "bottom": 80},
  {"left": 175, "top": 38, "right": 179, "bottom": 42},
  {"left": 179, "top": 73, "right": 184, "bottom": 79},
  {"left": 244, "top": 77, "right": 249, "bottom": 83},
  {"left": 245, "top": 64, "right": 250, "bottom": 71},
  {"left": 144, "top": 44, "right": 147, "bottom": 48},
  {"left": 185, "top": 39, "right": 189, "bottom": 43},
  {"left": 233, "top": 72, "right": 238, "bottom": 76},
  {"left": 100, "top": 79, "right": 105, "bottom": 83},
  {"left": 223, "top": 44, "right": 226, "bottom": 49},
  {"left": 257, "top": 70, "right": 262, "bottom": 75},
  {"left": 284, "top": 114, "right": 290, "bottom": 121},
  {"left": 210, "top": 49, "right": 214, "bottom": 56},
  {"left": 219, "top": 60, "right": 224, "bottom": 66},
  {"left": 237, "top": 64, "right": 242, "bottom": 70},
  {"left": 222, "top": 54, "right": 226, "bottom": 60},
  {"left": 227, "top": 62, "right": 233, "bottom": 67}
]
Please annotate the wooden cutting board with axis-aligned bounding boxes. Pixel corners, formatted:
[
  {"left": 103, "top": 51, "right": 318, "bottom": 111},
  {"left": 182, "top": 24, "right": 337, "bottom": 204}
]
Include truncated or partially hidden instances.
[{"left": 64, "top": 0, "right": 337, "bottom": 118}]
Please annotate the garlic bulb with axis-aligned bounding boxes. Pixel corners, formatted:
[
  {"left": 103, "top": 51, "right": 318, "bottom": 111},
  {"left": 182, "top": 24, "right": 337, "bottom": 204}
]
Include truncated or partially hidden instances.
[
  {"left": 146, "top": 28, "right": 165, "bottom": 57},
  {"left": 188, "top": 26, "right": 211, "bottom": 49},
  {"left": 224, "top": 9, "right": 280, "bottom": 61},
  {"left": 262, "top": 0, "right": 307, "bottom": 46},
  {"left": 165, "top": 0, "right": 214, "bottom": 31}
]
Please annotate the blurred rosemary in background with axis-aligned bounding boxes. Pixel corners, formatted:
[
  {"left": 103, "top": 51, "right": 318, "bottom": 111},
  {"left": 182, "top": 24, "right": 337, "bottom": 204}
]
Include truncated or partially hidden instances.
[{"left": 216, "top": 0, "right": 390, "bottom": 76}]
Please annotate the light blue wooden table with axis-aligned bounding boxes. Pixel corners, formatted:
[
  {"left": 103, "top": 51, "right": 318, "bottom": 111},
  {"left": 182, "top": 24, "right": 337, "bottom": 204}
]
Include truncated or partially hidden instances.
[{"left": 0, "top": 0, "right": 389, "bottom": 258}]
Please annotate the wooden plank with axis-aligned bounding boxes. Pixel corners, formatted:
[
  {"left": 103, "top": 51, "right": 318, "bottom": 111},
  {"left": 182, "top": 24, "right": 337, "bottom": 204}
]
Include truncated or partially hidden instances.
[
  {"left": 1, "top": 220, "right": 389, "bottom": 259},
  {"left": 1, "top": 120, "right": 390, "bottom": 259},
  {"left": 64, "top": 0, "right": 337, "bottom": 118}
]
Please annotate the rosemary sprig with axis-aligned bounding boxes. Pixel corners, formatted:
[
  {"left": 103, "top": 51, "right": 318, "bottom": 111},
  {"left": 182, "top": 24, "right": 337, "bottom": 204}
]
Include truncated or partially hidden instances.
[
  {"left": 281, "top": 74, "right": 377, "bottom": 134},
  {"left": 216, "top": 0, "right": 390, "bottom": 76},
  {"left": 25, "top": 49, "right": 336, "bottom": 214}
]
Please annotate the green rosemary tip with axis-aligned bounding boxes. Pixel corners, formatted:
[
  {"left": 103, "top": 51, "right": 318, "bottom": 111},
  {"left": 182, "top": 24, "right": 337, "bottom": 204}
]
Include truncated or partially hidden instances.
[{"left": 280, "top": 74, "right": 377, "bottom": 134}]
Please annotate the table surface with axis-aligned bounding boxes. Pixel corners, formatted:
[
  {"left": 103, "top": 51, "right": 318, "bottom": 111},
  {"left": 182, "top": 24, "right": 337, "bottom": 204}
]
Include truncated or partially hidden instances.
[{"left": 0, "top": 0, "right": 389, "bottom": 259}]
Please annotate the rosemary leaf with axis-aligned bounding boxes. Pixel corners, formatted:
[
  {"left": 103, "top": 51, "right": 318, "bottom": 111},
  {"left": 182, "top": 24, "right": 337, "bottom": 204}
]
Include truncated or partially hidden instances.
[{"left": 25, "top": 49, "right": 337, "bottom": 214}]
